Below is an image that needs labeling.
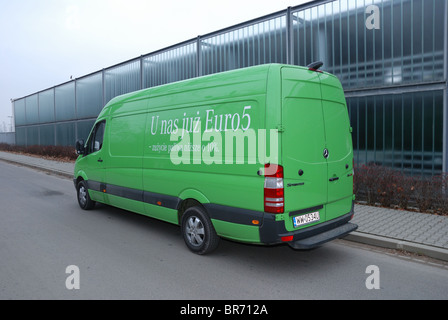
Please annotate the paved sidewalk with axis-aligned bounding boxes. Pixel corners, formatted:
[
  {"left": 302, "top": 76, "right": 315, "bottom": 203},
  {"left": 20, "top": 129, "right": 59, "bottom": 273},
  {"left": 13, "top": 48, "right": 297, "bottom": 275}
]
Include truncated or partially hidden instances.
[
  {"left": 0, "top": 151, "right": 74, "bottom": 179},
  {"left": 348, "top": 205, "right": 448, "bottom": 262},
  {"left": 1, "top": 150, "right": 448, "bottom": 262}
]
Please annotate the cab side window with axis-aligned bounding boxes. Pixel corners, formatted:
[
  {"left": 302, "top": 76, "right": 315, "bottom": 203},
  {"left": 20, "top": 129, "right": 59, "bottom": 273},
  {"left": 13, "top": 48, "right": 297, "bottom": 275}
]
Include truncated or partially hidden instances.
[{"left": 88, "top": 121, "right": 106, "bottom": 154}]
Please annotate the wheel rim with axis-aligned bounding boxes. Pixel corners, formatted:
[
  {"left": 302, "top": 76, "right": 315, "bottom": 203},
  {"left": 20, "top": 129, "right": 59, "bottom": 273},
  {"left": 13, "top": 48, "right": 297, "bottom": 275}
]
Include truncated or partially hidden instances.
[
  {"left": 78, "top": 185, "right": 87, "bottom": 206},
  {"left": 185, "top": 216, "right": 205, "bottom": 246}
]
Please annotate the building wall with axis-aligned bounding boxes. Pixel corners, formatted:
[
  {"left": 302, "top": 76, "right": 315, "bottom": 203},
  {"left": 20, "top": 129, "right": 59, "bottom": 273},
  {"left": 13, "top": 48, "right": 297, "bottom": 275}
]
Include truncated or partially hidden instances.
[{"left": 12, "top": 0, "right": 448, "bottom": 175}]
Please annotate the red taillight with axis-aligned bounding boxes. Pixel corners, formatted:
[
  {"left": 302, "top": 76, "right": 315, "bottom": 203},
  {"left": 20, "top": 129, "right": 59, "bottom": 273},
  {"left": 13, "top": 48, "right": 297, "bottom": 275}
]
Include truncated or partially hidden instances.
[{"left": 264, "top": 164, "right": 284, "bottom": 214}]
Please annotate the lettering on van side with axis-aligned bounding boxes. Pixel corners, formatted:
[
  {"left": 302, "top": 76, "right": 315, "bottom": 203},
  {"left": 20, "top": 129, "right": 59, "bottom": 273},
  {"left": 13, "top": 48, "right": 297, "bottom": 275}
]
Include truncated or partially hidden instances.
[
  {"left": 149, "top": 105, "right": 252, "bottom": 137},
  {"left": 204, "top": 106, "right": 251, "bottom": 133}
]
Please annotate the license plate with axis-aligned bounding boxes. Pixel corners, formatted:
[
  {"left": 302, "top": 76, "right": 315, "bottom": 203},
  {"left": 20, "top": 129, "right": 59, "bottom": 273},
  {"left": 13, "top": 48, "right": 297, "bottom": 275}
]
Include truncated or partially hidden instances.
[{"left": 293, "top": 211, "right": 320, "bottom": 228}]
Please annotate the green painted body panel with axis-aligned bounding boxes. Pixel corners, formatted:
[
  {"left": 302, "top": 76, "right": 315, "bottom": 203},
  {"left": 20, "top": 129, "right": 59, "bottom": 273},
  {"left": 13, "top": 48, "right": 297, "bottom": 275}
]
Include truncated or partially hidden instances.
[
  {"left": 74, "top": 63, "right": 354, "bottom": 245},
  {"left": 142, "top": 203, "right": 178, "bottom": 225},
  {"left": 211, "top": 219, "right": 260, "bottom": 243}
]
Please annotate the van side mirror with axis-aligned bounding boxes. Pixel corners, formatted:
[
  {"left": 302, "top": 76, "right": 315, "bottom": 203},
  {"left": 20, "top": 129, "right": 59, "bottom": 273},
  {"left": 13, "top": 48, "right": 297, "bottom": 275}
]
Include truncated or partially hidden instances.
[{"left": 75, "top": 139, "right": 85, "bottom": 155}]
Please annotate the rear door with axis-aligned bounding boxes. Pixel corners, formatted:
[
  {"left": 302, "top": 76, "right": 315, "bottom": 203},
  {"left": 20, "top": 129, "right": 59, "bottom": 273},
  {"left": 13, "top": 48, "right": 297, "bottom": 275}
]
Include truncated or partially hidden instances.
[
  {"left": 319, "top": 73, "right": 354, "bottom": 220},
  {"left": 281, "top": 67, "right": 327, "bottom": 221},
  {"left": 281, "top": 66, "right": 353, "bottom": 226}
]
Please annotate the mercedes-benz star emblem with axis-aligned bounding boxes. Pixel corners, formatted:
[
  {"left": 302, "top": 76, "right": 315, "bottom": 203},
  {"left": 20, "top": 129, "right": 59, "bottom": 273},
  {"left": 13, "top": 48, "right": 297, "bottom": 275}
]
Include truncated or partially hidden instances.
[{"left": 323, "top": 148, "right": 329, "bottom": 159}]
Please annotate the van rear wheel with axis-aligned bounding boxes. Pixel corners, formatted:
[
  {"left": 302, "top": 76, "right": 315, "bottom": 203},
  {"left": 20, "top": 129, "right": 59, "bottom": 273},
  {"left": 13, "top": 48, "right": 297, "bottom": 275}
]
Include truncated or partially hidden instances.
[
  {"left": 77, "top": 180, "right": 96, "bottom": 210},
  {"left": 181, "top": 207, "right": 219, "bottom": 255}
]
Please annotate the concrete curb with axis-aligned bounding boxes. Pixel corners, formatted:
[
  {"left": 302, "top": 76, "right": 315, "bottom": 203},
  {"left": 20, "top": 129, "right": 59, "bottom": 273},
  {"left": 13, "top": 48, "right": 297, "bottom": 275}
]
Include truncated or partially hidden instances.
[
  {"left": 344, "top": 232, "right": 448, "bottom": 262},
  {"left": 0, "top": 156, "right": 74, "bottom": 179}
]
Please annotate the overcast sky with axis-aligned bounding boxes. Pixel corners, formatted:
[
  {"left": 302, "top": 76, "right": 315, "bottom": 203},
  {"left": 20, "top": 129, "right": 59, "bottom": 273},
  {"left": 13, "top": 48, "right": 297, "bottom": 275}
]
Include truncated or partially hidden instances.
[{"left": 0, "top": 0, "right": 310, "bottom": 132}]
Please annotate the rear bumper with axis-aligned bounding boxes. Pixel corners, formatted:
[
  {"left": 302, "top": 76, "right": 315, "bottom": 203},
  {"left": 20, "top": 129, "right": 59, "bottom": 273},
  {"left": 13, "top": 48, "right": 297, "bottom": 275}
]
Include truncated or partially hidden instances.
[
  {"left": 287, "top": 222, "right": 357, "bottom": 249},
  {"left": 259, "top": 202, "right": 357, "bottom": 248}
]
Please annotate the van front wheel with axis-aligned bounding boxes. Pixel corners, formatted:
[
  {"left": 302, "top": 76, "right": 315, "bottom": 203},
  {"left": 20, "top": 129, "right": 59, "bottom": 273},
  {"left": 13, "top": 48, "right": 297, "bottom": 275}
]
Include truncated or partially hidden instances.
[
  {"left": 77, "top": 180, "right": 96, "bottom": 210},
  {"left": 181, "top": 207, "right": 219, "bottom": 255}
]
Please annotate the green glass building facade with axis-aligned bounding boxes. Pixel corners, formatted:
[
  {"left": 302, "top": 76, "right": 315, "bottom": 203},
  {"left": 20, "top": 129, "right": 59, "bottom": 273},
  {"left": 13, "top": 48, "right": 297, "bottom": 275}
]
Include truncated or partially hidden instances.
[{"left": 12, "top": 0, "right": 448, "bottom": 175}]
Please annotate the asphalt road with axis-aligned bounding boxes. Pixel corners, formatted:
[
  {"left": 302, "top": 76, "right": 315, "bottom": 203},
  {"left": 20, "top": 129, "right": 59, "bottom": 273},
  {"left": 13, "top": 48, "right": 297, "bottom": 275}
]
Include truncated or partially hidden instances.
[{"left": 1, "top": 161, "right": 447, "bottom": 301}]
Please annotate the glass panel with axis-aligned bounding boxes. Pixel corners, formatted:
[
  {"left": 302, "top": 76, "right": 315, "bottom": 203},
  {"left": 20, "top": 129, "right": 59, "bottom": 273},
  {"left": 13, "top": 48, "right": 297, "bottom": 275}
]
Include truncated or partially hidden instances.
[
  {"left": 77, "top": 72, "right": 103, "bottom": 119},
  {"left": 56, "top": 122, "right": 75, "bottom": 146},
  {"left": 25, "top": 94, "right": 39, "bottom": 125},
  {"left": 201, "top": 14, "right": 287, "bottom": 76},
  {"left": 14, "top": 99, "right": 26, "bottom": 126},
  {"left": 143, "top": 42, "right": 197, "bottom": 88},
  {"left": 38, "top": 89, "right": 55, "bottom": 123},
  {"left": 76, "top": 120, "right": 95, "bottom": 142},
  {"left": 26, "top": 126, "right": 39, "bottom": 146},
  {"left": 105, "top": 60, "right": 140, "bottom": 104},
  {"left": 292, "top": 0, "right": 445, "bottom": 89},
  {"left": 348, "top": 90, "right": 443, "bottom": 176},
  {"left": 55, "top": 82, "right": 76, "bottom": 121},
  {"left": 15, "top": 127, "right": 26, "bottom": 146},
  {"left": 39, "top": 124, "right": 55, "bottom": 146}
]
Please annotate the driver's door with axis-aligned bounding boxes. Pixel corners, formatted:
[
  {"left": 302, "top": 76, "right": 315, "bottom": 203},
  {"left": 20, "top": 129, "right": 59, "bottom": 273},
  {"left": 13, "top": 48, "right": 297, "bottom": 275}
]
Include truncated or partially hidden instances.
[{"left": 79, "top": 120, "right": 107, "bottom": 203}]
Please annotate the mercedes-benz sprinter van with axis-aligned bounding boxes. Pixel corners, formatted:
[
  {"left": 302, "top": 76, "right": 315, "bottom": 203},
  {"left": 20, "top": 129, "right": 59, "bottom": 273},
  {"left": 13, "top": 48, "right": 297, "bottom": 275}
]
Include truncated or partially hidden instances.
[{"left": 74, "top": 63, "right": 357, "bottom": 254}]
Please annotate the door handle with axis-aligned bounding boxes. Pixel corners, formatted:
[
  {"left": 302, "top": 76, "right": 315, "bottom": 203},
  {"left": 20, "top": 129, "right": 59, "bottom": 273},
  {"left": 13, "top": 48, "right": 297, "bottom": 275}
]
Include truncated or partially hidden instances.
[
  {"left": 329, "top": 177, "right": 339, "bottom": 182},
  {"left": 97, "top": 158, "right": 103, "bottom": 163}
]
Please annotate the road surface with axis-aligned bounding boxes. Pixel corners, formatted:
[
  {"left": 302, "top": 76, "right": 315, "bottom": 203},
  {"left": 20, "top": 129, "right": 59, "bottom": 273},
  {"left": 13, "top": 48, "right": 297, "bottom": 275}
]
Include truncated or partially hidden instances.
[{"left": 1, "top": 161, "right": 447, "bottom": 301}]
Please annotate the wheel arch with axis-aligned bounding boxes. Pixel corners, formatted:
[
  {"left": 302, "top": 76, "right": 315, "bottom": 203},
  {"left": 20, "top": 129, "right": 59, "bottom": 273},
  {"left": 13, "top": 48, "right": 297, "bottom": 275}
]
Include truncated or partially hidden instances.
[
  {"left": 177, "top": 189, "right": 210, "bottom": 225},
  {"left": 74, "top": 170, "right": 88, "bottom": 185}
]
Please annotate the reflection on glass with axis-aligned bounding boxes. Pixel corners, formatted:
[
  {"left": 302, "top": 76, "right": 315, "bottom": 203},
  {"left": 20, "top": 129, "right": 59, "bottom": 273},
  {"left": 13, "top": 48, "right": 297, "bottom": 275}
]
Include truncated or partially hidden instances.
[{"left": 348, "top": 90, "right": 443, "bottom": 176}]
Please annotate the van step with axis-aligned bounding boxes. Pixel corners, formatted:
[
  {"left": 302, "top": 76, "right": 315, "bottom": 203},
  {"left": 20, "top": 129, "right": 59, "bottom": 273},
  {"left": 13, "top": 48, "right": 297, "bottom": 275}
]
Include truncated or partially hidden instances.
[{"left": 288, "top": 222, "right": 358, "bottom": 250}]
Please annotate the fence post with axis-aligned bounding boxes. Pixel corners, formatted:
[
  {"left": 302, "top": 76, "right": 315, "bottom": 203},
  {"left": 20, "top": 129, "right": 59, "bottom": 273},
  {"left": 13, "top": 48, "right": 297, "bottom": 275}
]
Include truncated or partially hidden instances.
[
  {"left": 286, "top": 6, "right": 293, "bottom": 65},
  {"left": 196, "top": 36, "right": 202, "bottom": 77}
]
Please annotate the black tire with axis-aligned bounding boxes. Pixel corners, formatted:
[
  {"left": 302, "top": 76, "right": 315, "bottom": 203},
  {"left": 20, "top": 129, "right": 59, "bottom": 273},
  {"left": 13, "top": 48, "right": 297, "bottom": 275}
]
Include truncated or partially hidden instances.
[
  {"left": 181, "top": 206, "right": 219, "bottom": 255},
  {"left": 76, "top": 180, "right": 96, "bottom": 210}
]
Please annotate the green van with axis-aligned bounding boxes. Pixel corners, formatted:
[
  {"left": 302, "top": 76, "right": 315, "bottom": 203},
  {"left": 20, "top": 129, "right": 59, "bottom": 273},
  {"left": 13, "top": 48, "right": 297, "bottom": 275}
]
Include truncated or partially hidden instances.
[{"left": 74, "top": 63, "right": 357, "bottom": 254}]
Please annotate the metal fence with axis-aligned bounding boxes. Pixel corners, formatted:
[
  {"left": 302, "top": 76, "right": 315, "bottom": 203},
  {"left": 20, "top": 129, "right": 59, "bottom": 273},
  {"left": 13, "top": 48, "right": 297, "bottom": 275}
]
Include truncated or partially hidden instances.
[{"left": 12, "top": 0, "right": 448, "bottom": 175}]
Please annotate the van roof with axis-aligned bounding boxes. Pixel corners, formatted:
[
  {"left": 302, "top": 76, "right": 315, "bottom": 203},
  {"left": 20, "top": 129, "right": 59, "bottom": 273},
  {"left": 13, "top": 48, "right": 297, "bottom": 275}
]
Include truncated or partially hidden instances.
[{"left": 99, "top": 63, "right": 334, "bottom": 117}]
